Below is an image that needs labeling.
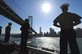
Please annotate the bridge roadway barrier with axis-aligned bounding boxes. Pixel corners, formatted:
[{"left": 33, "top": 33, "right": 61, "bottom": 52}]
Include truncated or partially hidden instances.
[{"left": 27, "top": 45, "right": 54, "bottom": 54}]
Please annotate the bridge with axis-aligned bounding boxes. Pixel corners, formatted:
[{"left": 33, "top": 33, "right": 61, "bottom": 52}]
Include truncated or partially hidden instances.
[{"left": 0, "top": 0, "right": 37, "bottom": 34}]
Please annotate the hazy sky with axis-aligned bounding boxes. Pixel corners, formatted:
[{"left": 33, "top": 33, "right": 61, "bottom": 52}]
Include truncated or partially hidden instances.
[{"left": 0, "top": 0, "right": 82, "bottom": 34}]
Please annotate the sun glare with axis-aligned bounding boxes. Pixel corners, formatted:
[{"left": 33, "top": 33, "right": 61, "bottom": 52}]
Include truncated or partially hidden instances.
[{"left": 41, "top": 3, "right": 51, "bottom": 13}]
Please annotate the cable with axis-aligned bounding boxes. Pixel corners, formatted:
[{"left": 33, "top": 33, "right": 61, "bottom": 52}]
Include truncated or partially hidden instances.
[
  {"left": 5, "top": 0, "right": 24, "bottom": 17},
  {"left": 0, "top": 4, "right": 23, "bottom": 25},
  {"left": 10, "top": 0, "right": 29, "bottom": 17},
  {"left": 4, "top": 0, "right": 27, "bottom": 19}
]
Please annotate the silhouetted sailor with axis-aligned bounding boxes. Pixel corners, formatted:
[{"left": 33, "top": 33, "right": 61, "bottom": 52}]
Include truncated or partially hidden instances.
[
  {"left": 0, "top": 26, "right": 2, "bottom": 37},
  {"left": 4, "top": 23, "right": 12, "bottom": 42},
  {"left": 53, "top": 4, "right": 81, "bottom": 54},
  {"left": 20, "top": 19, "right": 30, "bottom": 54}
]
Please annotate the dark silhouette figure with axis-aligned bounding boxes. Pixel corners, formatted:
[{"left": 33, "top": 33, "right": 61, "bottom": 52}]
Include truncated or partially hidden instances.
[
  {"left": 4, "top": 23, "right": 12, "bottom": 42},
  {"left": 20, "top": 19, "right": 30, "bottom": 54},
  {"left": 53, "top": 4, "right": 81, "bottom": 54},
  {"left": 0, "top": 26, "right": 2, "bottom": 37}
]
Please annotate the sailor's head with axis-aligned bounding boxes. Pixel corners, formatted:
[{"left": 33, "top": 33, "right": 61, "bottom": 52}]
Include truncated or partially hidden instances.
[
  {"left": 25, "top": 19, "right": 29, "bottom": 22},
  {"left": 60, "top": 3, "right": 69, "bottom": 12},
  {"left": 0, "top": 26, "right": 2, "bottom": 29},
  {"left": 8, "top": 23, "right": 12, "bottom": 26}
]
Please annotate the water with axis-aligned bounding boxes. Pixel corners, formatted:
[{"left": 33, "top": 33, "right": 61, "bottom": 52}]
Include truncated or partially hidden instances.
[{"left": 1, "top": 36, "right": 82, "bottom": 54}]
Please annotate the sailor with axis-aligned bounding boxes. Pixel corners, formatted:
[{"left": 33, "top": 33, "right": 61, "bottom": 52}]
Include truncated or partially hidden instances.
[
  {"left": 53, "top": 3, "right": 81, "bottom": 54},
  {"left": 4, "top": 23, "right": 12, "bottom": 42},
  {"left": 0, "top": 26, "right": 2, "bottom": 37},
  {"left": 20, "top": 19, "right": 30, "bottom": 54}
]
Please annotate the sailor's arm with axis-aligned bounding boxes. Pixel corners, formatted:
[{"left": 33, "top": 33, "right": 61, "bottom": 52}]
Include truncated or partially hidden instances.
[
  {"left": 53, "top": 18, "right": 61, "bottom": 27},
  {"left": 72, "top": 13, "right": 82, "bottom": 26},
  {"left": 73, "top": 17, "right": 81, "bottom": 26}
]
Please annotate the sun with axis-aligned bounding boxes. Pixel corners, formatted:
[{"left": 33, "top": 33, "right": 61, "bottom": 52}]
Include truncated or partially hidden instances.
[{"left": 41, "top": 3, "right": 51, "bottom": 13}]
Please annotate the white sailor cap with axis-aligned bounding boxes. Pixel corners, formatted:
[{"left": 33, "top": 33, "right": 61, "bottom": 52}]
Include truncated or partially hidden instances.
[
  {"left": 25, "top": 19, "right": 29, "bottom": 22},
  {"left": 60, "top": 3, "right": 69, "bottom": 9},
  {"left": 0, "top": 26, "right": 2, "bottom": 28},
  {"left": 8, "top": 23, "right": 12, "bottom": 25}
]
